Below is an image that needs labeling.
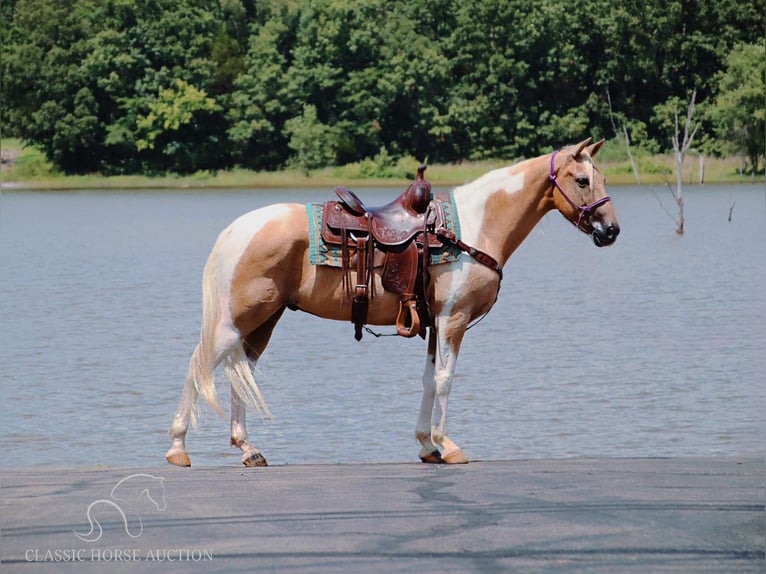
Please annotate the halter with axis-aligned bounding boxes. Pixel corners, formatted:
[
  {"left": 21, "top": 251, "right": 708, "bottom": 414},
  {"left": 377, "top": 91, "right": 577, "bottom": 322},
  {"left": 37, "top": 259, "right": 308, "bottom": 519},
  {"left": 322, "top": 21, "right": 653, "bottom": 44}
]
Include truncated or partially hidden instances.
[{"left": 550, "top": 149, "right": 611, "bottom": 231}]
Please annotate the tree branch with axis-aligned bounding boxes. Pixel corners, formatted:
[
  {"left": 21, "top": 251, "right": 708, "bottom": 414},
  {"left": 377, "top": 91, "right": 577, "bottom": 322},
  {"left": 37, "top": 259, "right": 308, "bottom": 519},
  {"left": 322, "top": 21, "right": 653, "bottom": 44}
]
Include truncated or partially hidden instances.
[{"left": 651, "top": 185, "right": 681, "bottom": 226}]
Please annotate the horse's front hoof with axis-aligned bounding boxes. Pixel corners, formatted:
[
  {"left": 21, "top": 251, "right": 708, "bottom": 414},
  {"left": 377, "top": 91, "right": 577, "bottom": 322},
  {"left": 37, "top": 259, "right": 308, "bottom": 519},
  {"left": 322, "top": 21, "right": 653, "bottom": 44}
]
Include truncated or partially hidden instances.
[
  {"left": 442, "top": 450, "right": 468, "bottom": 464},
  {"left": 419, "top": 450, "right": 445, "bottom": 464},
  {"left": 243, "top": 452, "right": 268, "bottom": 467},
  {"left": 166, "top": 452, "right": 192, "bottom": 467}
]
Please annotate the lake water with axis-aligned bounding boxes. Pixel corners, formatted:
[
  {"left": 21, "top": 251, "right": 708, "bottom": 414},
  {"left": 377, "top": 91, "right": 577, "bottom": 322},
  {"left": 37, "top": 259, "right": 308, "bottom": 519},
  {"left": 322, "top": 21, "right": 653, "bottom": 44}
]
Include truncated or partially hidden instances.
[{"left": 1, "top": 184, "right": 764, "bottom": 468}]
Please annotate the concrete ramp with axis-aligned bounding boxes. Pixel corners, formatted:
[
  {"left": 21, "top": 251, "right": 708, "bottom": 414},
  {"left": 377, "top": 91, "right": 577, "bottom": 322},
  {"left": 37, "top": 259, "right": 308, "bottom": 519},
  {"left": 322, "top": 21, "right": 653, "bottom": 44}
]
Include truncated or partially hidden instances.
[{"left": 2, "top": 458, "right": 763, "bottom": 572}]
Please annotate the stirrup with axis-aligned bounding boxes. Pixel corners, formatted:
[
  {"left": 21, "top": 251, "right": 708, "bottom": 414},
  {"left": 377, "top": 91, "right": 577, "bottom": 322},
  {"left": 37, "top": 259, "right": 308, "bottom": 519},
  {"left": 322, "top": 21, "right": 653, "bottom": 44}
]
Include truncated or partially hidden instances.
[{"left": 395, "top": 299, "right": 420, "bottom": 338}]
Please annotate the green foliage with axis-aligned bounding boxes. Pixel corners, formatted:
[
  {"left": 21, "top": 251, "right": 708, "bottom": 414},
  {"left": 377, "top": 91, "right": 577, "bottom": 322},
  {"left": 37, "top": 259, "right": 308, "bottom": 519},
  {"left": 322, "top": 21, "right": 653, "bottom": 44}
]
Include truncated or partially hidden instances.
[
  {"left": 335, "top": 148, "right": 421, "bottom": 180},
  {"left": 2, "top": 0, "right": 229, "bottom": 174},
  {"left": 135, "top": 80, "right": 219, "bottom": 151},
  {"left": 226, "top": 1, "right": 298, "bottom": 170},
  {"left": 709, "top": 43, "right": 765, "bottom": 173},
  {"left": 0, "top": 142, "right": 57, "bottom": 179},
  {"left": 1, "top": 0, "right": 763, "bottom": 175},
  {"left": 651, "top": 94, "right": 705, "bottom": 148},
  {"left": 284, "top": 104, "right": 338, "bottom": 174}
]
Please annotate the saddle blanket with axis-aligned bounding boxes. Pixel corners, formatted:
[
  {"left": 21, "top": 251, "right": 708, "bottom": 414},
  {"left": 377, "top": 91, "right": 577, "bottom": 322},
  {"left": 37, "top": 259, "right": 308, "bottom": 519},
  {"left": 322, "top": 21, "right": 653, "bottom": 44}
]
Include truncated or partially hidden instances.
[{"left": 306, "top": 192, "right": 463, "bottom": 267}]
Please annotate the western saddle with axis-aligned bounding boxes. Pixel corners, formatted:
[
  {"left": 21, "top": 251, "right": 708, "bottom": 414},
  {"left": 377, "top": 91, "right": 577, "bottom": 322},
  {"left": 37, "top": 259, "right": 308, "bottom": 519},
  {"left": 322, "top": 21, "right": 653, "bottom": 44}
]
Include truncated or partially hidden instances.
[
  {"left": 320, "top": 165, "right": 502, "bottom": 341},
  {"left": 321, "top": 165, "right": 438, "bottom": 340}
]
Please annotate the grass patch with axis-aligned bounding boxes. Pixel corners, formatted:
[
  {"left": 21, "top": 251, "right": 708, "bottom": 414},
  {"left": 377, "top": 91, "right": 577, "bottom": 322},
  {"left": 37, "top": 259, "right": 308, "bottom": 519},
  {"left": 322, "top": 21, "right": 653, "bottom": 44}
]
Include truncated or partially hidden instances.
[
  {"left": 1, "top": 138, "right": 761, "bottom": 190},
  {"left": 1, "top": 138, "right": 58, "bottom": 180}
]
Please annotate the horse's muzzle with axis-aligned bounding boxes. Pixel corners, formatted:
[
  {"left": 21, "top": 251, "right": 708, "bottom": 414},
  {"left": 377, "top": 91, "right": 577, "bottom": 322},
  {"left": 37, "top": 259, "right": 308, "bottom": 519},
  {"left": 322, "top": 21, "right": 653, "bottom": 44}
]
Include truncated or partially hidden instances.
[{"left": 592, "top": 222, "right": 620, "bottom": 247}]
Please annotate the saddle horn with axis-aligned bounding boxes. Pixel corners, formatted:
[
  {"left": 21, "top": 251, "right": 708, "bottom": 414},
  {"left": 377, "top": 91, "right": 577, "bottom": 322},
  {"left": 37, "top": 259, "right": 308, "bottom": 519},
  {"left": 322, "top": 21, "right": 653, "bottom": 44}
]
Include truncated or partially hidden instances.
[{"left": 409, "top": 165, "right": 431, "bottom": 214}]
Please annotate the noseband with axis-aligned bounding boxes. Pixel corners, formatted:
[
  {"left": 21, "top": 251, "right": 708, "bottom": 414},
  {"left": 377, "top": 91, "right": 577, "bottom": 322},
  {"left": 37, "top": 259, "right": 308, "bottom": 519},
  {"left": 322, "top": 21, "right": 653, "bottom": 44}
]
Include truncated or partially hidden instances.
[{"left": 550, "top": 150, "right": 611, "bottom": 230}]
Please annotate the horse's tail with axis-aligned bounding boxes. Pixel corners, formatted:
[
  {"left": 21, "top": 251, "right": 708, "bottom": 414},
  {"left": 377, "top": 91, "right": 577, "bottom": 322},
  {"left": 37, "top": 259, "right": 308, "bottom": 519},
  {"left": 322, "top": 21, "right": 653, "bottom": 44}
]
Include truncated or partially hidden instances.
[
  {"left": 187, "top": 232, "right": 272, "bottom": 427},
  {"left": 222, "top": 344, "right": 272, "bottom": 421}
]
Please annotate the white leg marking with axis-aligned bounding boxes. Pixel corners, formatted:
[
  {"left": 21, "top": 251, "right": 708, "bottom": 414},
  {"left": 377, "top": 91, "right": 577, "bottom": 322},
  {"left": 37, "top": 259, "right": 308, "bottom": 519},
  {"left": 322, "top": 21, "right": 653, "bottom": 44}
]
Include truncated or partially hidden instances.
[
  {"left": 416, "top": 331, "right": 438, "bottom": 458},
  {"left": 427, "top": 264, "right": 472, "bottom": 458},
  {"left": 231, "top": 388, "right": 262, "bottom": 463},
  {"left": 166, "top": 366, "right": 198, "bottom": 461},
  {"left": 431, "top": 325, "right": 462, "bottom": 457}
]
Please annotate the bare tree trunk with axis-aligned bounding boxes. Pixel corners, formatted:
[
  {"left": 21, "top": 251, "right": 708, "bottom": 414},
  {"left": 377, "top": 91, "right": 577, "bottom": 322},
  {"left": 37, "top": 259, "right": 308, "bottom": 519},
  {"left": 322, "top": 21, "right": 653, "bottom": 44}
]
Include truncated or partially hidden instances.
[
  {"left": 623, "top": 125, "right": 641, "bottom": 185},
  {"left": 606, "top": 88, "right": 641, "bottom": 184},
  {"left": 670, "top": 89, "right": 699, "bottom": 235},
  {"left": 674, "top": 149, "right": 685, "bottom": 234}
]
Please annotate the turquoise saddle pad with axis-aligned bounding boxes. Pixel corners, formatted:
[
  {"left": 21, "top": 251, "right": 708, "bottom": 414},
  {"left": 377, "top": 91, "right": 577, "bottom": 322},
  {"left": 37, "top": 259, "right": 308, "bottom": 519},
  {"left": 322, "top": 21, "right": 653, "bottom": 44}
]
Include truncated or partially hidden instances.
[{"left": 306, "top": 191, "right": 463, "bottom": 267}]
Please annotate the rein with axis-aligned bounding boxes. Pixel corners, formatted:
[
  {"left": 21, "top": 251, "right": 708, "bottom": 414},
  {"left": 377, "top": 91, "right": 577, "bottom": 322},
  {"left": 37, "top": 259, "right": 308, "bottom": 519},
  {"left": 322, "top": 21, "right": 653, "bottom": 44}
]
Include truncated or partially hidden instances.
[{"left": 549, "top": 150, "right": 611, "bottom": 230}]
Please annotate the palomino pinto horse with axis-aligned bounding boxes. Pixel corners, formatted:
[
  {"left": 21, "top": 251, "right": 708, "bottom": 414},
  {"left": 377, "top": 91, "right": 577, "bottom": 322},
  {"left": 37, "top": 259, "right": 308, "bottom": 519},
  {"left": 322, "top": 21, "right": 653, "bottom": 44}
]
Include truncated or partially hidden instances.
[{"left": 166, "top": 138, "right": 619, "bottom": 467}]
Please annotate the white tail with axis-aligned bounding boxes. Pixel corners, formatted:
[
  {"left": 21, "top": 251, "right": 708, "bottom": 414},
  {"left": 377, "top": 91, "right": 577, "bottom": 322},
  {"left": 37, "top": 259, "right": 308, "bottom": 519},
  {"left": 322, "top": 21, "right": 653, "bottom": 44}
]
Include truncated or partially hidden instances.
[{"left": 187, "top": 234, "right": 272, "bottom": 427}]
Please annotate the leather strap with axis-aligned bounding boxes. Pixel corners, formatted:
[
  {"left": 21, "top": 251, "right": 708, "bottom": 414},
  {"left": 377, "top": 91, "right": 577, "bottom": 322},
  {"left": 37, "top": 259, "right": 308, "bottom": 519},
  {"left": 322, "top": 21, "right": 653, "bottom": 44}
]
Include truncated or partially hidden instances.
[
  {"left": 436, "top": 228, "right": 503, "bottom": 280},
  {"left": 352, "top": 236, "right": 369, "bottom": 341}
]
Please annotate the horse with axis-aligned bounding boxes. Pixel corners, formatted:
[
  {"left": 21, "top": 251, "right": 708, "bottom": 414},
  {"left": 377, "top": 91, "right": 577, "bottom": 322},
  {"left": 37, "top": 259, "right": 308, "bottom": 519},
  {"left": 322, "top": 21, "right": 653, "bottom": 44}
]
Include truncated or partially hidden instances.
[{"left": 166, "top": 137, "right": 619, "bottom": 467}]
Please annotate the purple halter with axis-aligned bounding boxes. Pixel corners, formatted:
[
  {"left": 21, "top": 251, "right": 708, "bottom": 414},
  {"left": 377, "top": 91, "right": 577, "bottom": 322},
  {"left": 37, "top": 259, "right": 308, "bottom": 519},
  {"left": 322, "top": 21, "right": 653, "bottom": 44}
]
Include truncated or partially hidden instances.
[{"left": 550, "top": 149, "right": 611, "bottom": 230}]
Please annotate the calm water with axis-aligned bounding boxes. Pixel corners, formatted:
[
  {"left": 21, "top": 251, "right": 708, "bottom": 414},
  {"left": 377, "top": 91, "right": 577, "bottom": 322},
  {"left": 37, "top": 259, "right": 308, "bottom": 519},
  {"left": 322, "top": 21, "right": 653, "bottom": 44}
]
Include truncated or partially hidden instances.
[{"left": 1, "top": 184, "right": 764, "bottom": 468}]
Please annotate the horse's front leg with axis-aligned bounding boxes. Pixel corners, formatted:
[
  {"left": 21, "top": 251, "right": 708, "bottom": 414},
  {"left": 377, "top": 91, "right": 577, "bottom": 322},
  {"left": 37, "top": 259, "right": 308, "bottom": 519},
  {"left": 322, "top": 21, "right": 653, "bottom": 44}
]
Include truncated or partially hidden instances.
[
  {"left": 421, "top": 315, "right": 469, "bottom": 464},
  {"left": 415, "top": 329, "right": 442, "bottom": 463}
]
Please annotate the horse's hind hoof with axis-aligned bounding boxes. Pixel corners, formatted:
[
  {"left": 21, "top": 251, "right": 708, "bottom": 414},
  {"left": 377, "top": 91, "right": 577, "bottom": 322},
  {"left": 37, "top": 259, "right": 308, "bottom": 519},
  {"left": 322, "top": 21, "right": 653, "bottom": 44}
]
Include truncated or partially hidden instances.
[
  {"left": 166, "top": 452, "right": 192, "bottom": 467},
  {"left": 442, "top": 450, "right": 469, "bottom": 464},
  {"left": 243, "top": 453, "right": 268, "bottom": 467},
  {"left": 419, "top": 451, "right": 445, "bottom": 464}
]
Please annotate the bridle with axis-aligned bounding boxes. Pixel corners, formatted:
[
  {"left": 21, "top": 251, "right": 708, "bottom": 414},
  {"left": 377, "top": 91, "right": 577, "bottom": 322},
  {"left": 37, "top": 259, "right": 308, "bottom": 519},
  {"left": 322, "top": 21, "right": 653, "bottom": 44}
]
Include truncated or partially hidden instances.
[{"left": 549, "top": 149, "right": 611, "bottom": 231}]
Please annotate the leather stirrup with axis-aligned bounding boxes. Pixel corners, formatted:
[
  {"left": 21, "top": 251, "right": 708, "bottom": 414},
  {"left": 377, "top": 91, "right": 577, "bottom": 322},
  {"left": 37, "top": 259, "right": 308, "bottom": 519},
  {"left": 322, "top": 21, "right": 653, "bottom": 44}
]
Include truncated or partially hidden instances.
[{"left": 395, "top": 299, "right": 420, "bottom": 338}]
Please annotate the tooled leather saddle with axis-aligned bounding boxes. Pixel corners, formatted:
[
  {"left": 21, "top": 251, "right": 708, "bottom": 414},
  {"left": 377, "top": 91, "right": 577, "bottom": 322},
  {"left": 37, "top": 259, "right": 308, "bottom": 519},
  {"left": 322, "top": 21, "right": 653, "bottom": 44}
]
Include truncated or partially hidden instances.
[
  {"left": 321, "top": 165, "right": 445, "bottom": 340},
  {"left": 320, "top": 165, "right": 503, "bottom": 341}
]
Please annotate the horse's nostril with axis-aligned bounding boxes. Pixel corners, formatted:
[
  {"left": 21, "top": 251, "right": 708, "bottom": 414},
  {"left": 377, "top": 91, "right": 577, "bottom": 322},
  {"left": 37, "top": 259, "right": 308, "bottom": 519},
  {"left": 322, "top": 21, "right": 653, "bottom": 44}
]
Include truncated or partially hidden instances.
[{"left": 607, "top": 224, "right": 620, "bottom": 239}]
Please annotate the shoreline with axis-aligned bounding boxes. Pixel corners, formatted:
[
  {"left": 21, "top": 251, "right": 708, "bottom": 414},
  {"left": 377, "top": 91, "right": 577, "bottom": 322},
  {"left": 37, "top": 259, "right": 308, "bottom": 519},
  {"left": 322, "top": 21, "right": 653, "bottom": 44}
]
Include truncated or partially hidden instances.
[
  {"left": 0, "top": 453, "right": 760, "bottom": 473},
  {"left": 3, "top": 175, "right": 763, "bottom": 192},
  {"left": 2, "top": 141, "right": 762, "bottom": 191},
  {"left": 1, "top": 454, "right": 761, "bottom": 477}
]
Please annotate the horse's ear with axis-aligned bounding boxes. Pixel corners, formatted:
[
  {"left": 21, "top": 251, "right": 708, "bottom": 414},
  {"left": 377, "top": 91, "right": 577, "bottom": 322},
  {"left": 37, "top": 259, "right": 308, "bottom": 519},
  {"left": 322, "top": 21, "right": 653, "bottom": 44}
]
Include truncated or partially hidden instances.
[
  {"left": 587, "top": 138, "right": 606, "bottom": 158},
  {"left": 571, "top": 138, "right": 592, "bottom": 158}
]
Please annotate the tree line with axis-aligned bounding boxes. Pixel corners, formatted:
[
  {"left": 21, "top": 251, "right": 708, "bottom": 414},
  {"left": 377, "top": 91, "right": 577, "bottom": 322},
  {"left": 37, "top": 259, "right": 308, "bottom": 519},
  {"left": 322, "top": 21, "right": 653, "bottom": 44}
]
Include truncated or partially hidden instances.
[{"left": 1, "top": 0, "right": 763, "bottom": 175}]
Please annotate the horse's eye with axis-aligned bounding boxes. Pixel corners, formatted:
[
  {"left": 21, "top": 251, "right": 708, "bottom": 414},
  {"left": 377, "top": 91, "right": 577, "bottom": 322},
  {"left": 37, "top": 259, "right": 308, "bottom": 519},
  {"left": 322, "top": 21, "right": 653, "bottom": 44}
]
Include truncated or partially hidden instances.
[{"left": 575, "top": 176, "right": 589, "bottom": 188}]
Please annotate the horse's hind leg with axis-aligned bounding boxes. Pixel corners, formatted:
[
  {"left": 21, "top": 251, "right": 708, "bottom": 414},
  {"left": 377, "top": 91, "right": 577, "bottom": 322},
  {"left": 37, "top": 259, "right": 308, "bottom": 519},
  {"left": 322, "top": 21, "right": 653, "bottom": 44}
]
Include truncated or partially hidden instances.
[
  {"left": 231, "top": 389, "right": 266, "bottom": 466},
  {"left": 230, "top": 309, "right": 284, "bottom": 467},
  {"left": 166, "top": 371, "right": 197, "bottom": 467},
  {"left": 167, "top": 324, "right": 241, "bottom": 467}
]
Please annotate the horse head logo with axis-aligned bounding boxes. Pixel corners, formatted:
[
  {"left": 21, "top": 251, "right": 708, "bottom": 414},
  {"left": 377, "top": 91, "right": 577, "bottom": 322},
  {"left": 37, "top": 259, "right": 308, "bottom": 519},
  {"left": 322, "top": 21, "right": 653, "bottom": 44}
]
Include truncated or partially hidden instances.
[{"left": 73, "top": 473, "right": 167, "bottom": 543}]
